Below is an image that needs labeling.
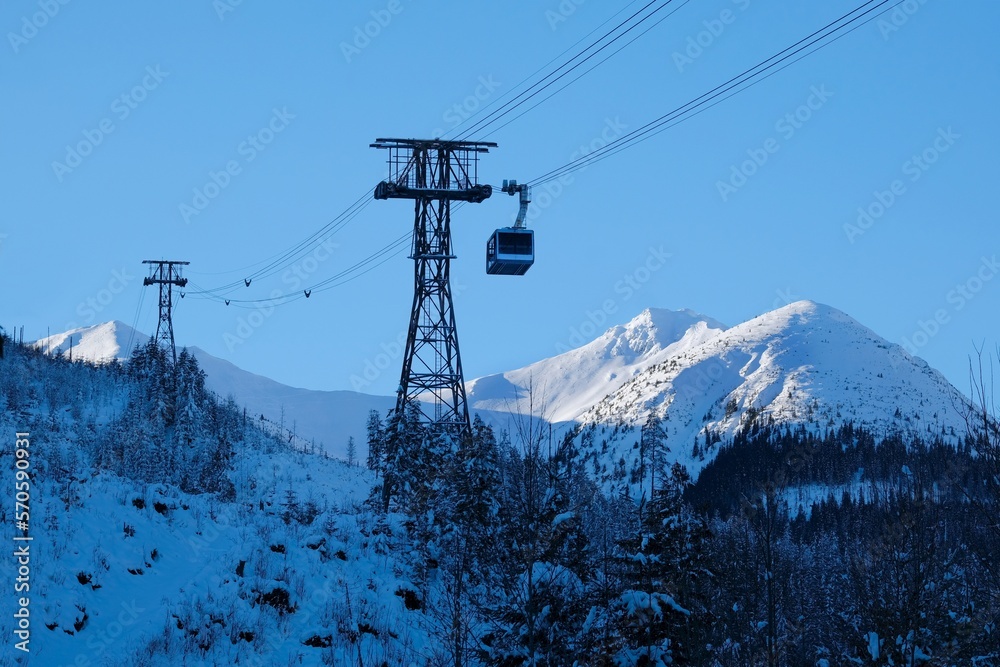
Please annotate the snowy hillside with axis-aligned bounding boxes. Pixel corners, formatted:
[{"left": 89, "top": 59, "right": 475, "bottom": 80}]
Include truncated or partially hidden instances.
[
  {"left": 575, "top": 300, "right": 971, "bottom": 479},
  {"left": 8, "top": 306, "right": 998, "bottom": 665},
  {"left": 18, "top": 450, "right": 410, "bottom": 665},
  {"left": 187, "top": 352, "right": 394, "bottom": 459},
  {"left": 33, "top": 320, "right": 145, "bottom": 363},
  {"left": 0, "top": 344, "right": 442, "bottom": 665},
  {"left": 36, "top": 301, "right": 973, "bottom": 476},
  {"left": 33, "top": 322, "right": 394, "bottom": 460},
  {"left": 466, "top": 308, "right": 726, "bottom": 423},
  {"left": 31, "top": 321, "right": 552, "bottom": 461}
]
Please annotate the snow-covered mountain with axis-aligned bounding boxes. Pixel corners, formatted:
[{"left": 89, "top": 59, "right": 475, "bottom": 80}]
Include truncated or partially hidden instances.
[
  {"left": 467, "top": 308, "right": 727, "bottom": 423},
  {"left": 574, "top": 300, "right": 970, "bottom": 478},
  {"left": 15, "top": 304, "right": 994, "bottom": 664},
  {"left": 35, "top": 301, "right": 972, "bottom": 476},
  {"left": 33, "top": 320, "right": 144, "bottom": 363},
  {"left": 33, "top": 321, "right": 394, "bottom": 459}
]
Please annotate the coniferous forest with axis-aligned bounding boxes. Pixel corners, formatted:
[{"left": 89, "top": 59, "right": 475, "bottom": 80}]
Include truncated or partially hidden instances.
[
  {"left": 1, "top": 336, "right": 998, "bottom": 665},
  {"left": 364, "top": 407, "right": 1000, "bottom": 666}
]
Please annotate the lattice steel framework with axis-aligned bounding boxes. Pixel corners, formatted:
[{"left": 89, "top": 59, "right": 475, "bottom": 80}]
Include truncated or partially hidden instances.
[
  {"left": 142, "top": 260, "right": 189, "bottom": 363},
  {"left": 371, "top": 138, "right": 496, "bottom": 435}
]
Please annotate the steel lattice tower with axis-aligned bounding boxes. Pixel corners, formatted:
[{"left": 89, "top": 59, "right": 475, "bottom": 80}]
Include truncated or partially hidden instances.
[
  {"left": 371, "top": 138, "right": 496, "bottom": 436},
  {"left": 142, "top": 260, "right": 189, "bottom": 363}
]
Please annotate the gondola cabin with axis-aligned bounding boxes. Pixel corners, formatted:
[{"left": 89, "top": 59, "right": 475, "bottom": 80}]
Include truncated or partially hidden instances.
[{"left": 486, "top": 228, "right": 534, "bottom": 276}]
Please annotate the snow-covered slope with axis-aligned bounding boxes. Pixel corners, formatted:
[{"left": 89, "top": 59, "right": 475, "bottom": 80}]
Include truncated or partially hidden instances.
[
  {"left": 33, "top": 322, "right": 394, "bottom": 459},
  {"left": 33, "top": 320, "right": 147, "bottom": 362},
  {"left": 36, "top": 301, "right": 971, "bottom": 475},
  {"left": 190, "top": 350, "right": 395, "bottom": 456},
  {"left": 466, "top": 308, "right": 727, "bottom": 423},
  {"left": 0, "top": 344, "right": 430, "bottom": 664},
  {"left": 23, "top": 452, "right": 398, "bottom": 666},
  {"left": 30, "top": 321, "right": 539, "bottom": 460},
  {"left": 576, "top": 300, "right": 970, "bottom": 479}
]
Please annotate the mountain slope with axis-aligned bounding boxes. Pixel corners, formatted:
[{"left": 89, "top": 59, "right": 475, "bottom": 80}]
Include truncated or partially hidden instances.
[
  {"left": 575, "top": 300, "right": 971, "bottom": 480},
  {"left": 0, "top": 342, "right": 430, "bottom": 665},
  {"left": 34, "top": 301, "right": 972, "bottom": 478},
  {"left": 466, "top": 308, "right": 727, "bottom": 423},
  {"left": 191, "top": 349, "right": 395, "bottom": 455},
  {"left": 33, "top": 320, "right": 146, "bottom": 362},
  {"left": 32, "top": 321, "right": 394, "bottom": 459}
]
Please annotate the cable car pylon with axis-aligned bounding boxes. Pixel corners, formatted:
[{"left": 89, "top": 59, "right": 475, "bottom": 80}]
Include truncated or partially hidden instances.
[
  {"left": 142, "top": 259, "right": 189, "bottom": 363},
  {"left": 371, "top": 138, "right": 496, "bottom": 436},
  {"left": 371, "top": 138, "right": 535, "bottom": 437}
]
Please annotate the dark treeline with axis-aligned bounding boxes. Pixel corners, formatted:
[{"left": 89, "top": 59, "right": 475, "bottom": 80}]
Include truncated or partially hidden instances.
[
  {"left": 688, "top": 422, "right": 998, "bottom": 667},
  {"left": 367, "top": 408, "right": 1000, "bottom": 666},
  {"left": 689, "top": 422, "right": 985, "bottom": 517}
]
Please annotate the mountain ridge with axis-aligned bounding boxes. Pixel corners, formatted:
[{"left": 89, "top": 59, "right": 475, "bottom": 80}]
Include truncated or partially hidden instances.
[
  {"left": 572, "top": 300, "right": 970, "bottom": 484},
  {"left": 32, "top": 320, "right": 395, "bottom": 458},
  {"left": 33, "top": 301, "right": 972, "bottom": 475},
  {"left": 467, "top": 307, "right": 727, "bottom": 423}
]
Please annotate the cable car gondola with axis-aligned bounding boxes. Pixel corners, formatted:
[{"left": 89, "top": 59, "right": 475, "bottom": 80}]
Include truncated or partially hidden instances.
[
  {"left": 487, "top": 227, "right": 534, "bottom": 275},
  {"left": 487, "top": 180, "right": 534, "bottom": 276}
]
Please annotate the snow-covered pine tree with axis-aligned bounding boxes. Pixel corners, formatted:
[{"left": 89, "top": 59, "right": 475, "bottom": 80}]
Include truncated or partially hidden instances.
[
  {"left": 485, "top": 425, "right": 593, "bottom": 664},
  {"left": 609, "top": 412, "right": 712, "bottom": 665},
  {"left": 365, "top": 409, "right": 385, "bottom": 476},
  {"left": 430, "top": 416, "right": 505, "bottom": 666},
  {"left": 174, "top": 348, "right": 202, "bottom": 488},
  {"left": 346, "top": 435, "right": 357, "bottom": 467},
  {"left": 376, "top": 402, "right": 425, "bottom": 513}
]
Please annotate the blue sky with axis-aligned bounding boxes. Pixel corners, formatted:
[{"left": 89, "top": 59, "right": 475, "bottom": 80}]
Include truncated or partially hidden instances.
[{"left": 3, "top": 0, "right": 997, "bottom": 397}]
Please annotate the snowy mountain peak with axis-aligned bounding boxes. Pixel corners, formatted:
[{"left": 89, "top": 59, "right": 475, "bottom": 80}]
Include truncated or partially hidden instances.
[
  {"left": 575, "top": 300, "right": 971, "bottom": 480},
  {"left": 615, "top": 307, "right": 728, "bottom": 356},
  {"left": 33, "top": 320, "right": 147, "bottom": 362},
  {"left": 756, "top": 299, "right": 853, "bottom": 326},
  {"left": 638, "top": 306, "right": 727, "bottom": 332},
  {"left": 466, "top": 308, "right": 726, "bottom": 423}
]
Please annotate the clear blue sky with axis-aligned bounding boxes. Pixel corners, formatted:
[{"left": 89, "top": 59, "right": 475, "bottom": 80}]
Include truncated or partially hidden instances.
[{"left": 3, "top": 0, "right": 997, "bottom": 397}]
